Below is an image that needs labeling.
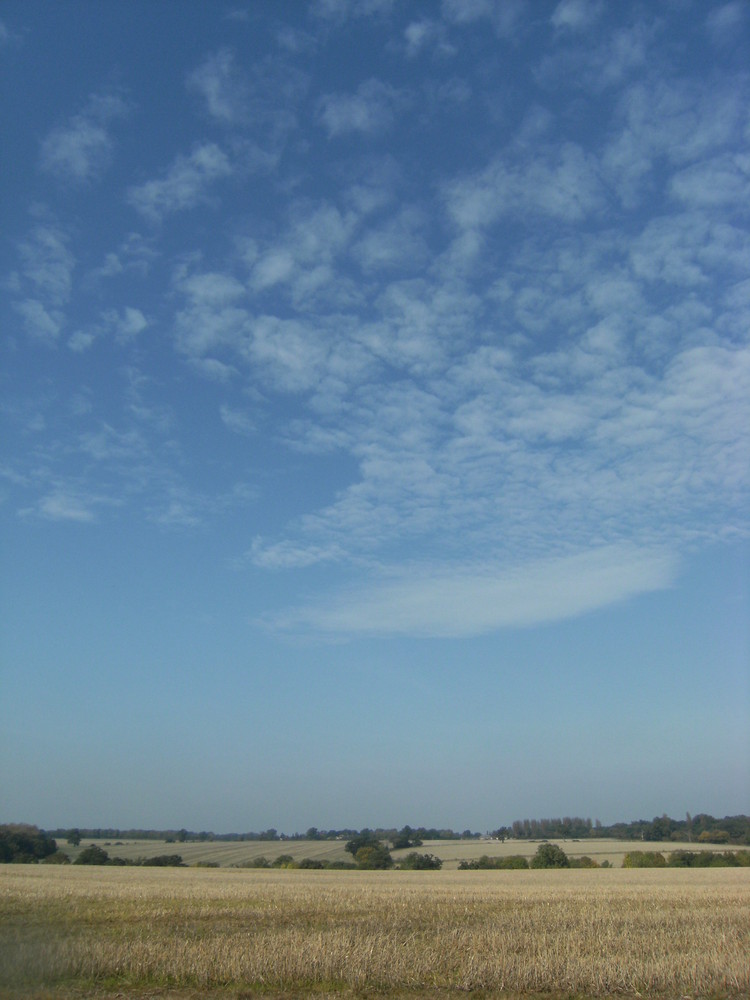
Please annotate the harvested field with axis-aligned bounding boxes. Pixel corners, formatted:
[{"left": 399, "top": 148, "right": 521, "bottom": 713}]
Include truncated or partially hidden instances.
[
  {"left": 1, "top": 864, "right": 748, "bottom": 999},
  {"left": 55, "top": 835, "right": 738, "bottom": 868}
]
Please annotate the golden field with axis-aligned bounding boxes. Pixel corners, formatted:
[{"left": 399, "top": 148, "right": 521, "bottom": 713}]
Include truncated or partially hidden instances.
[{"left": 1, "top": 864, "right": 748, "bottom": 999}]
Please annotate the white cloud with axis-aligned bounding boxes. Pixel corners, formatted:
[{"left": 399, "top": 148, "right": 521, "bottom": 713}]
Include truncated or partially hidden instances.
[
  {"left": 706, "top": 2, "right": 745, "bottom": 46},
  {"left": 104, "top": 306, "right": 148, "bottom": 341},
  {"left": 187, "top": 48, "right": 307, "bottom": 154},
  {"left": 128, "top": 143, "right": 233, "bottom": 221},
  {"left": 352, "top": 207, "right": 427, "bottom": 271},
  {"left": 446, "top": 141, "right": 605, "bottom": 230},
  {"left": 39, "top": 92, "right": 128, "bottom": 183},
  {"left": 669, "top": 155, "right": 750, "bottom": 209},
  {"left": 264, "top": 546, "right": 678, "bottom": 637},
  {"left": 220, "top": 405, "right": 255, "bottom": 435},
  {"left": 14, "top": 298, "right": 62, "bottom": 341},
  {"left": 317, "top": 79, "right": 401, "bottom": 136},
  {"left": 88, "top": 233, "right": 157, "bottom": 282},
  {"left": 403, "top": 19, "right": 455, "bottom": 57},
  {"left": 311, "top": 0, "right": 395, "bottom": 22},
  {"left": 18, "top": 224, "right": 74, "bottom": 306},
  {"left": 68, "top": 329, "right": 96, "bottom": 352},
  {"left": 248, "top": 316, "right": 328, "bottom": 392},
  {"left": 441, "top": 0, "right": 526, "bottom": 38},
  {"left": 187, "top": 48, "right": 243, "bottom": 123},
  {"left": 37, "top": 491, "right": 97, "bottom": 523},
  {"left": 250, "top": 537, "right": 344, "bottom": 569},
  {"left": 603, "top": 78, "right": 744, "bottom": 206},
  {"left": 550, "top": 0, "right": 602, "bottom": 32}
]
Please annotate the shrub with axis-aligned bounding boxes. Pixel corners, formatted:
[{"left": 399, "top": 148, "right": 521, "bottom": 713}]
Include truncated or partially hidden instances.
[
  {"left": 399, "top": 852, "right": 442, "bottom": 870},
  {"left": 569, "top": 855, "right": 599, "bottom": 868},
  {"left": 458, "top": 855, "right": 528, "bottom": 870},
  {"left": 668, "top": 850, "right": 749, "bottom": 868},
  {"left": 698, "top": 829, "right": 730, "bottom": 844},
  {"left": 622, "top": 851, "right": 666, "bottom": 868},
  {"left": 495, "top": 854, "right": 530, "bottom": 869},
  {"left": 234, "top": 856, "right": 271, "bottom": 868},
  {"left": 41, "top": 850, "right": 71, "bottom": 864},
  {"left": 140, "top": 854, "right": 185, "bottom": 867}
]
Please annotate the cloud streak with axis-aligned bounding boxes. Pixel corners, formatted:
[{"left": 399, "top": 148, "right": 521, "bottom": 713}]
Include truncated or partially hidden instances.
[{"left": 264, "top": 546, "right": 679, "bottom": 637}]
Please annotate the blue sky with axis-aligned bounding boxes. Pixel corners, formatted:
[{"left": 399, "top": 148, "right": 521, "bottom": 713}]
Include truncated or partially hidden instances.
[{"left": 1, "top": 0, "right": 748, "bottom": 834}]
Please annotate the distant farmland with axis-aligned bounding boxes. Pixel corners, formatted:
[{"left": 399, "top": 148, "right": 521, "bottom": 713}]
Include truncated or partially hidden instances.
[{"left": 58, "top": 835, "right": 745, "bottom": 868}]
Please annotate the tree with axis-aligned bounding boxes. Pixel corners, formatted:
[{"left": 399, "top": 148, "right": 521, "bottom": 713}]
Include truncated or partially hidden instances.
[
  {"left": 355, "top": 844, "right": 393, "bottom": 869},
  {"left": 0, "top": 824, "right": 57, "bottom": 863},
  {"left": 74, "top": 845, "right": 110, "bottom": 865},
  {"left": 346, "top": 834, "right": 381, "bottom": 857},
  {"left": 391, "top": 831, "right": 423, "bottom": 850},
  {"left": 530, "top": 843, "right": 570, "bottom": 868},
  {"left": 66, "top": 829, "right": 81, "bottom": 847}
]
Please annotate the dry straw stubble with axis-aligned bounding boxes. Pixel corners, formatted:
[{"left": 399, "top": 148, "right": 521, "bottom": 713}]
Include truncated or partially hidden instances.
[{"left": 1, "top": 865, "right": 749, "bottom": 997}]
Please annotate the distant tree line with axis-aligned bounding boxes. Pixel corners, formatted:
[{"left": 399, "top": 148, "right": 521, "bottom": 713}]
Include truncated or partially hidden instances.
[
  {"left": 622, "top": 849, "right": 750, "bottom": 868},
  {"left": 30, "top": 814, "right": 750, "bottom": 852},
  {"left": 459, "top": 844, "right": 604, "bottom": 870},
  {"left": 498, "top": 814, "right": 750, "bottom": 845},
  {"left": 72, "top": 845, "right": 185, "bottom": 867},
  {"left": 44, "top": 823, "right": 481, "bottom": 844}
]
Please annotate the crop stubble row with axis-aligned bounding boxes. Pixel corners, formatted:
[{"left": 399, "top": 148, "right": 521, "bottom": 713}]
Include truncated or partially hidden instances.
[{"left": 1, "top": 866, "right": 748, "bottom": 997}]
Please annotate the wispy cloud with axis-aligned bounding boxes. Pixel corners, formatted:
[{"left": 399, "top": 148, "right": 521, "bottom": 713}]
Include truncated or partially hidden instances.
[
  {"left": 441, "top": 0, "right": 526, "bottom": 38},
  {"left": 10, "top": 221, "right": 74, "bottom": 341},
  {"left": 14, "top": 298, "right": 62, "bottom": 342},
  {"left": 311, "top": 0, "right": 395, "bottom": 23},
  {"left": 128, "top": 143, "right": 233, "bottom": 221},
  {"left": 250, "top": 537, "right": 345, "bottom": 569},
  {"left": 39, "top": 92, "right": 128, "bottom": 183},
  {"left": 445, "top": 141, "right": 606, "bottom": 230},
  {"left": 317, "top": 79, "right": 402, "bottom": 136},
  {"left": 188, "top": 48, "right": 306, "bottom": 127},
  {"left": 550, "top": 0, "right": 603, "bottom": 33},
  {"left": 263, "top": 546, "right": 679, "bottom": 637}
]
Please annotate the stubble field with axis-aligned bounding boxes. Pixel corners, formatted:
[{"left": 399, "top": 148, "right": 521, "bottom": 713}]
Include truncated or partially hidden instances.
[
  {"left": 1, "top": 864, "right": 749, "bottom": 1000},
  {"left": 53, "top": 835, "right": 732, "bottom": 868}
]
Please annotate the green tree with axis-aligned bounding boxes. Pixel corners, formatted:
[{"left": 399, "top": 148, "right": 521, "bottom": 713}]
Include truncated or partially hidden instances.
[
  {"left": 530, "top": 843, "right": 570, "bottom": 868},
  {"left": 74, "top": 845, "right": 110, "bottom": 865},
  {"left": 0, "top": 824, "right": 57, "bottom": 863},
  {"left": 346, "top": 834, "right": 381, "bottom": 857},
  {"left": 66, "top": 829, "right": 81, "bottom": 847},
  {"left": 355, "top": 844, "right": 393, "bottom": 869}
]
